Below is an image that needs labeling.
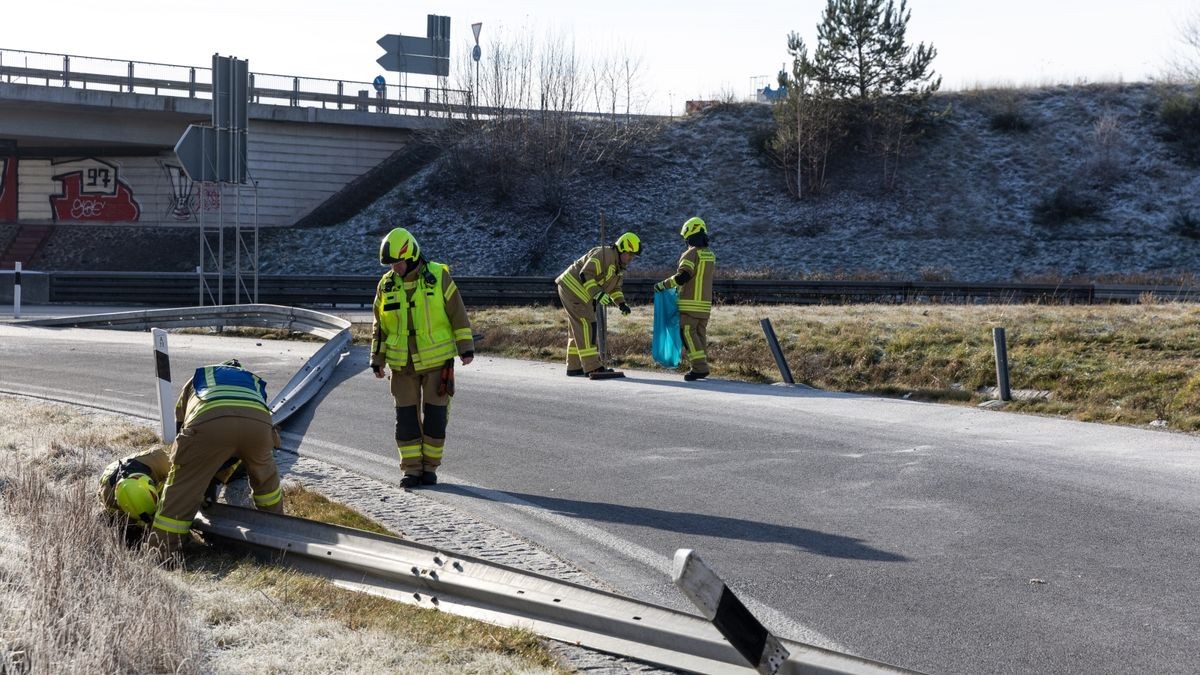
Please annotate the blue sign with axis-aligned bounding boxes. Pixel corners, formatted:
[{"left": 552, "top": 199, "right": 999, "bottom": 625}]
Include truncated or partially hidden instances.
[
  {"left": 472, "top": 45, "right": 481, "bottom": 62},
  {"left": 373, "top": 75, "right": 387, "bottom": 93}
]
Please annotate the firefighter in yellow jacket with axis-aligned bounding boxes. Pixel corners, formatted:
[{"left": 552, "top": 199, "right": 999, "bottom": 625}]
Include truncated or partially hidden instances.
[
  {"left": 147, "top": 359, "right": 283, "bottom": 558},
  {"left": 555, "top": 232, "right": 641, "bottom": 377},
  {"left": 371, "top": 227, "right": 474, "bottom": 489},
  {"left": 97, "top": 447, "right": 241, "bottom": 526},
  {"left": 654, "top": 217, "right": 716, "bottom": 381}
]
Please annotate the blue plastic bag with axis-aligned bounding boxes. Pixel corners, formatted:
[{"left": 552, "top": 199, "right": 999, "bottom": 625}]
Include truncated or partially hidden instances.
[{"left": 652, "top": 288, "right": 682, "bottom": 368}]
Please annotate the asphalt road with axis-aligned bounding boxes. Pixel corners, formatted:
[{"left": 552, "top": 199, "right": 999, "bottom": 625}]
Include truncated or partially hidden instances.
[{"left": 2, "top": 322, "right": 1199, "bottom": 674}]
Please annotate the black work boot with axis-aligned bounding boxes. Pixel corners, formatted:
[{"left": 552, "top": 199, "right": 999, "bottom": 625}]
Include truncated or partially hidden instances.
[
  {"left": 421, "top": 472, "right": 438, "bottom": 486},
  {"left": 400, "top": 473, "right": 422, "bottom": 488},
  {"left": 566, "top": 368, "right": 586, "bottom": 377},
  {"left": 683, "top": 371, "right": 708, "bottom": 381}
]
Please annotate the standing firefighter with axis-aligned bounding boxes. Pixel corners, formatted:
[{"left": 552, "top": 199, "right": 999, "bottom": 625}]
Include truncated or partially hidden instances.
[
  {"left": 147, "top": 359, "right": 283, "bottom": 558},
  {"left": 555, "top": 232, "right": 641, "bottom": 377},
  {"left": 371, "top": 227, "right": 474, "bottom": 489},
  {"left": 654, "top": 217, "right": 716, "bottom": 381}
]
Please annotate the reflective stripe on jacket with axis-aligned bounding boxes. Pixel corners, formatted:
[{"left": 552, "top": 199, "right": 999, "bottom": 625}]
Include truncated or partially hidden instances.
[
  {"left": 555, "top": 245, "right": 626, "bottom": 304},
  {"left": 184, "top": 365, "right": 270, "bottom": 426},
  {"left": 676, "top": 246, "right": 716, "bottom": 315},
  {"left": 373, "top": 261, "right": 466, "bottom": 371}
]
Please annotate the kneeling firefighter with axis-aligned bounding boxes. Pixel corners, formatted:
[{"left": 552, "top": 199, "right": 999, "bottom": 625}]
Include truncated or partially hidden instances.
[{"left": 147, "top": 359, "right": 284, "bottom": 559}]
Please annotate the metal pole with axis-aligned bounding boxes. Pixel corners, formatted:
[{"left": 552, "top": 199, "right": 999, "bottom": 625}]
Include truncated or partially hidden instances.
[
  {"left": 993, "top": 327, "right": 1012, "bottom": 402},
  {"left": 13, "top": 262, "right": 21, "bottom": 319},
  {"left": 759, "top": 318, "right": 794, "bottom": 385}
]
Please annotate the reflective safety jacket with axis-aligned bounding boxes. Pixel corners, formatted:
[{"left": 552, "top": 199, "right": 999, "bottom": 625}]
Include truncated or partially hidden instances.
[
  {"left": 555, "top": 245, "right": 627, "bottom": 305},
  {"left": 177, "top": 364, "right": 273, "bottom": 429},
  {"left": 370, "top": 261, "right": 474, "bottom": 373},
  {"left": 663, "top": 246, "right": 716, "bottom": 316}
]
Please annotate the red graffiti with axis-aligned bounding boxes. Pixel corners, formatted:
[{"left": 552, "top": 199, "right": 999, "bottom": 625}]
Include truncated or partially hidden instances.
[
  {"left": 0, "top": 157, "right": 15, "bottom": 222},
  {"left": 50, "top": 172, "right": 141, "bottom": 222}
]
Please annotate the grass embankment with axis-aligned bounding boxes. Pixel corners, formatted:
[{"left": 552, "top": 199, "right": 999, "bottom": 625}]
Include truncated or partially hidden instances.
[
  {"left": 352, "top": 302, "right": 1200, "bottom": 431},
  {"left": 0, "top": 396, "right": 563, "bottom": 674}
]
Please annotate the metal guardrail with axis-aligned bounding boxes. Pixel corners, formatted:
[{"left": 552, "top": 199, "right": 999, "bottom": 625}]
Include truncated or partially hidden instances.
[
  {"left": 24, "top": 304, "right": 350, "bottom": 425},
  {"left": 37, "top": 271, "right": 1200, "bottom": 307},
  {"left": 196, "top": 504, "right": 912, "bottom": 674}
]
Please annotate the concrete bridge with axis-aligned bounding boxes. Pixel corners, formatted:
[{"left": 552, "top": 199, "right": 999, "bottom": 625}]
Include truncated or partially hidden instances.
[{"left": 0, "top": 48, "right": 468, "bottom": 267}]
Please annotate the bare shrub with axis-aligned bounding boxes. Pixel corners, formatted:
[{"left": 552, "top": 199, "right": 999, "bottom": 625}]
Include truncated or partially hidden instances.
[
  {"left": 1086, "top": 110, "right": 1130, "bottom": 186},
  {"left": 1158, "top": 91, "right": 1200, "bottom": 165},
  {"left": 988, "top": 94, "right": 1033, "bottom": 132}
]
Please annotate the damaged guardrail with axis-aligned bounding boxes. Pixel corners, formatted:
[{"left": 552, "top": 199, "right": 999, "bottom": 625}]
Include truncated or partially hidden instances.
[
  {"left": 196, "top": 504, "right": 913, "bottom": 675},
  {"left": 25, "top": 304, "right": 350, "bottom": 425}
]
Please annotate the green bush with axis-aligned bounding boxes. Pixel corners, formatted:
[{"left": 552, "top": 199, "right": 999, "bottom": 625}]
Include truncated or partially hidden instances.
[
  {"left": 1033, "top": 186, "right": 1102, "bottom": 227},
  {"left": 1158, "top": 92, "right": 1200, "bottom": 164}
]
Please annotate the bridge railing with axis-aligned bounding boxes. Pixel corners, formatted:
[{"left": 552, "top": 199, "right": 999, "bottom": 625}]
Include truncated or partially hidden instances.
[{"left": 0, "top": 47, "right": 470, "bottom": 116}]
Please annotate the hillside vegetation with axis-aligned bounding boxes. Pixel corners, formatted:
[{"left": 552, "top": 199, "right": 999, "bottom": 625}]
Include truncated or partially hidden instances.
[{"left": 259, "top": 83, "right": 1200, "bottom": 282}]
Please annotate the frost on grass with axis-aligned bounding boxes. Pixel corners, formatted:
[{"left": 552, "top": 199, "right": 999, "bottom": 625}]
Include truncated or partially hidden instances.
[{"left": 0, "top": 396, "right": 564, "bottom": 675}]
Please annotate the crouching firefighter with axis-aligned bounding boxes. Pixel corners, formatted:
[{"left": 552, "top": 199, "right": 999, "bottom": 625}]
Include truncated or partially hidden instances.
[
  {"left": 554, "top": 232, "right": 641, "bottom": 377},
  {"left": 98, "top": 448, "right": 242, "bottom": 529},
  {"left": 371, "top": 227, "right": 475, "bottom": 489},
  {"left": 146, "top": 359, "right": 284, "bottom": 560}
]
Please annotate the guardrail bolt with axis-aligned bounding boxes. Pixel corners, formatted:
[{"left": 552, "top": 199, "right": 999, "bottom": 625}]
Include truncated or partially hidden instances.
[
  {"left": 411, "top": 566, "right": 420, "bottom": 575},
  {"left": 433, "top": 555, "right": 443, "bottom": 566}
]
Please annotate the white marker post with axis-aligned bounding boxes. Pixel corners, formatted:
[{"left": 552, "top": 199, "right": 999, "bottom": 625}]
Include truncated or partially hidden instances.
[
  {"left": 13, "top": 262, "right": 21, "bottom": 319},
  {"left": 672, "top": 548, "right": 791, "bottom": 675},
  {"left": 151, "top": 328, "right": 176, "bottom": 444}
]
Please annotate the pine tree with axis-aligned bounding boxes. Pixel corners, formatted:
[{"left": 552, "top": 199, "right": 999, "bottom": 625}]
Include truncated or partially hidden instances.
[{"left": 809, "top": 0, "right": 940, "bottom": 101}]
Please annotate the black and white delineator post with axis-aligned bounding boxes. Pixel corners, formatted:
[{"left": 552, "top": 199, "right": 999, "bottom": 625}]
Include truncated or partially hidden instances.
[
  {"left": 673, "top": 548, "right": 791, "bottom": 675},
  {"left": 12, "top": 262, "right": 20, "bottom": 320},
  {"left": 151, "top": 328, "right": 176, "bottom": 444}
]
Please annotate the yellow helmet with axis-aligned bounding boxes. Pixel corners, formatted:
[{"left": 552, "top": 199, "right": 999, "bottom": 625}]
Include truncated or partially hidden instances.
[
  {"left": 680, "top": 217, "right": 707, "bottom": 238},
  {"left": 114, "top": 473, "right": 159, "bottom": 524},
  {"left": 379, "top": 227, "right": 421, "bottom": 266},
  {"left": 615, "top": 232, "right": 642, "bottom": 255}
]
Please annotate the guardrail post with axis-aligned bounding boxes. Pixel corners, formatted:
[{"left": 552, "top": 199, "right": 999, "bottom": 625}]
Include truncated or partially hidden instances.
[
  {"left": 189, "top": 67, "right": 196, "bottom": 97},
  {"left": 992, "top": 327, "right": 1011, "bottom": 402},
  {"left": 62, "top": 55, "right": 70, "bottom": 87},
  {"left": 292, "top": 76, "right": 300, "bottom": 106},
  {"left": 337, "top": 81, "right": 343, "bottom": 109},
  {"left": 759, "top": 318, "right": 794, "bottom": 385},
  {"left": 424, "top": 88, "right": 430, "bottom": 116},
  {"left": 13, "top": 262, "right": 21, "bottom": 319},
  {"left": 672, "top": 549, "right": 791, "bottom": 674},
  {"left": 127, "top": 61, "right": 134, "bottom": 92},
  {"left": 151, "top": 328, "right": 175, "bottom": 443}
]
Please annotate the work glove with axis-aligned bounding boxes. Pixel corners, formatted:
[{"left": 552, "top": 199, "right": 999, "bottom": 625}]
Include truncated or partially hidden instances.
[
  {"left": 618, "top": 303, "right": 631, "bottom": 316},
  {"left": 653, "top": 281, "right": 667, "bottom": 292},
  {"left": 596, "top": 292, "right": 614, "bottom": 306}
]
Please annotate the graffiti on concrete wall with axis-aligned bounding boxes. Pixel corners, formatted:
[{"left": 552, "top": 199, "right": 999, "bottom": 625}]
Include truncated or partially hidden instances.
[
  {"left": 49, "top": 158, "right": 141, "bottom": 222},
  {"left": 161, "top": 162, "right": 197, "bottom": 220},
  {"left": 0, "top": 157, "right": 16, "bottom": 222}
]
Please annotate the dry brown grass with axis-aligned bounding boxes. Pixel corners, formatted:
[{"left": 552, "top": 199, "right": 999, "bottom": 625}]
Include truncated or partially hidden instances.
[
  {"left": 0, "top": 399, "right": 199, "bottom": 674},
  {"left": 416, "top": 302, "right": 1200, "bottom": 431},
  {"left": 0, "top": 397, "right": 566, "bottom": 674}
]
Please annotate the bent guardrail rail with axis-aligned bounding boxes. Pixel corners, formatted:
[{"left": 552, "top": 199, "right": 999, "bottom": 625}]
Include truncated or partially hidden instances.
[
  {"left": 196, "top": 504, "right": 914, "bottom": 675},
  {"left": 24, "top": 304, "right": 350, "bottom": 425}
]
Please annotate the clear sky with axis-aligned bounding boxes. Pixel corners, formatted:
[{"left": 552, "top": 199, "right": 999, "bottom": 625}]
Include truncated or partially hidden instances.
[{"left": 2, "top": 0, "right": 1195, "bottom": 114}]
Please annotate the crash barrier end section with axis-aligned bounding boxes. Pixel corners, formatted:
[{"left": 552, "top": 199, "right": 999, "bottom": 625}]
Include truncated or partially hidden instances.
[{"left": 25, "top": 304, "right": 348, "bottom": 428}]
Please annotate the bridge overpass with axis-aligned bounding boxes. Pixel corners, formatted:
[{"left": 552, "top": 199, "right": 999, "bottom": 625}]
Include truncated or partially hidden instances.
[{"left": 0, "top": 48, "right": 468, "bottom": 267}]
